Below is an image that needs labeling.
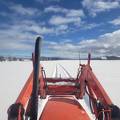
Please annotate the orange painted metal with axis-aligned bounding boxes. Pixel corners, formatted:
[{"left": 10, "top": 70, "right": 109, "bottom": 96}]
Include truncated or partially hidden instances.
[
  {"left": 15, "top": 65, "right": 44, "bottom": 107},
  {"left": 8, "top": 37, "right": 117, "bottom": 120},
  {"left": 47, "top": 85, "right": 78, "bottom": 95},
  {"left": 9, "top": 53, "right": 114, "bottom": 120},
  {"left": 78, "top": 64, "right": 112, "bottom": 105},
  {"left": 39, "top": 97, "right": 90, "bottom": 120},
  {"left": 16, "top": 71, "right": 33, "bottom": 107},
  {"left": 77, "top": 61, "right": 112, "bottom": 119},
  {"left": 87, "top": 67, "right": 112, "bottom": 105}
]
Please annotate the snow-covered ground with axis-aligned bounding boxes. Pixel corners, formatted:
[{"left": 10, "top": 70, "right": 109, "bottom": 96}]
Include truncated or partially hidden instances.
[{"left": 0, "top": 60, "right": 120, "bottom": 120}]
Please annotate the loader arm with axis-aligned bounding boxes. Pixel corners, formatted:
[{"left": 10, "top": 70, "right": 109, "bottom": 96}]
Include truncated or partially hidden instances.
[
  {"left": 7, "top": 37, "right": 43, "bottom": 120},
  {"left": 77, "top": 54, "right": 120, "bottom": 120},
  {"left": 7, "top": 38, "right": 120, "bottom": 120}
]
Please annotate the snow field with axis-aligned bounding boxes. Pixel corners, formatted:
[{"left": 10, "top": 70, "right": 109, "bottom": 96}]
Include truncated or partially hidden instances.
[{"left": 0, "top": 60, "right": 120, "bottom": 119}]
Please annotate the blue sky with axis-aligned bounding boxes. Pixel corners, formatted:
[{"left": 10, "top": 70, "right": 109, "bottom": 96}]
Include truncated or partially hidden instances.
[{"left": 0, "top": 0, "right": 120, "bottom": 58}]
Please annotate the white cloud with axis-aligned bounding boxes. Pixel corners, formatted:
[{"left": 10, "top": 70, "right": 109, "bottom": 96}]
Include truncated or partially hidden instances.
[
  {"left": 82, "top": 0, "right": 120, "bottom": 16},
  {"left": 82, "top": 23, "right": 100, "bottom": 30},
  {"left": 79, "top": 29, "right": 120, "bottom": 56},
  {"left": 29, "top": 25, "right": 54, "bottom": 34},
  {"left": 66, "top": 9, "right": 84, "bottom": 17},
  {"left": 45, "top": 29, "right": 120, "bottom": 57},
  {"left": 49, "top": 17, "right": 99, "bottom": 31},
  {"left": 49, "top": 15, "right": 81, "bottom": 25},
  {"left": 45, "top": 6, "right": 84, "bottom": 17},
  {"left": 109, "top": 17, "right": 120, "bottom": 25},
  {"left": 0, "top": 31, "right": 35, "bottom": 53},
  {"left": 0, "top": 20, "right": 53, "bottom": 54},
  {"left": 0, "top": 40, "right": 32, "bottom": 50},
  {"left": 9, "top": 3, "right": 39, "bottom": 16},
  {"left": 8, "top": 21, "right": 54, "bottom": 35},
  {"left": 22, "top": 20, "right": 69, "bottom": 35},
  {"left": 0, "top": 19, "right": 72, "bottom": 55},
  {"left": 44, "top": 6, "right": 67, "bottom": 13},
  {"left": 54, "top": 25, "right": 68, "bottom": 34},
  {"left": 45, "top": 6, "right": 84, "bottom": 26},
  {"left": 1, "top": 20, "right": 120, "bottom": 58},
  {"left": 56, "top": 25, "right": 68, "bottom": 30}
]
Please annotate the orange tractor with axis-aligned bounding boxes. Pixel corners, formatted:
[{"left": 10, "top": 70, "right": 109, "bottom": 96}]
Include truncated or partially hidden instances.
[{"left": 7, "top": 37, "right": 120, "bottom": 120}]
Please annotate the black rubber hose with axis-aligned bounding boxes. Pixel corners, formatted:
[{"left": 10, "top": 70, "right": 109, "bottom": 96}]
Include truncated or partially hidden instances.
[
  {"left": 7, "top": 103, "right": 24, "bottom": 120},
  {"left": 30, "top": 37, "right": 41, "bottom": 120},
  {"left": 110, "top": 104, "right": 120, "bottom": 119}
]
